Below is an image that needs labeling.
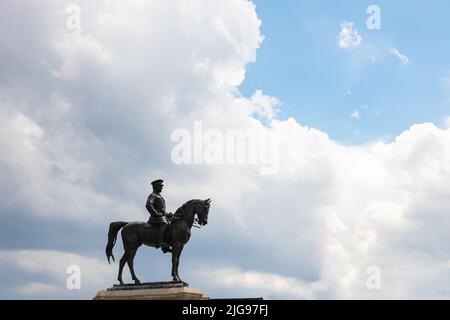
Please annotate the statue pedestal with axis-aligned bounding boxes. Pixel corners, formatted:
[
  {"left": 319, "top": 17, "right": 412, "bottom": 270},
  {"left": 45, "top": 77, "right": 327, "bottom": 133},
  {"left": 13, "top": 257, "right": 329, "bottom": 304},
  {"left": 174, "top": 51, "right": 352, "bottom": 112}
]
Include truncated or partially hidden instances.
[{"left": 93, "top": 281, "right": 208, "bottom": 300}]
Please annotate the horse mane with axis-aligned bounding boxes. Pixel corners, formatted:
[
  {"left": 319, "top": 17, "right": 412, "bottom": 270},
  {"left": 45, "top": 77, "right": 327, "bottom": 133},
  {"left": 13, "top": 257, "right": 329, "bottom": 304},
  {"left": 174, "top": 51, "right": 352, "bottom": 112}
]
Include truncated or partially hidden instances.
[{"left": 174, "top": 199, "right": 203, "bottom": 216}]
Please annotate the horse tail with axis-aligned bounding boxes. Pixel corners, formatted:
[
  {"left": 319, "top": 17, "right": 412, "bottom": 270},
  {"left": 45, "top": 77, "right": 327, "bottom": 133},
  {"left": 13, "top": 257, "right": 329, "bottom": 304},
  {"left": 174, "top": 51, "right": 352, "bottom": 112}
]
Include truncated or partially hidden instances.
[{"left": 106, "top": 221, "right": 128, "bottom": 264}]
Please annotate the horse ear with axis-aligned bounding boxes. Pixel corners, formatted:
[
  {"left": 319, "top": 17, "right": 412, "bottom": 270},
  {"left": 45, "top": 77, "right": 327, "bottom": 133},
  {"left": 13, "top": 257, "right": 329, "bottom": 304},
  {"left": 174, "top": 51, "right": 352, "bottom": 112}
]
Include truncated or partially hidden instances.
[{"left": 205, "top": 198, "right": 211, "bottom": 203}]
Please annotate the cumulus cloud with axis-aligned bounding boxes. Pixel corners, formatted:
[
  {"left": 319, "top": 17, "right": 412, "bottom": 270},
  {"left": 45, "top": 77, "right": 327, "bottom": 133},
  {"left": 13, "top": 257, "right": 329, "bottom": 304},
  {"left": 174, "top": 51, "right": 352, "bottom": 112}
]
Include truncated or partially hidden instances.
[
  {"left": 445, "top": 116, "right": 450, "bottom": 128},
  {"left": 389, "top": 48, "right": 410, "bottom": 65},
  {"left": 244, "top": 89, "right": 280, "bottom": 120},
  {"left": 0, "top": 97, "right": 142, "bottom": 223},
  {"left": 15, "top": 282, "right": 63, "bottom": 297},
  {"left": 189, "top": 265, "right": 327, "bottom": 299},
  {"left": 338, "top": 22, "right": 362, "bottom": 49},
  {"left": 0, "top": 0, "right": 264, "bottom": 224},
  {"left": 0, "top": 250, "right": 115, "bottom": 298},
  {"left": 1, "top": 0, "right": 450, "bottom": 300}
]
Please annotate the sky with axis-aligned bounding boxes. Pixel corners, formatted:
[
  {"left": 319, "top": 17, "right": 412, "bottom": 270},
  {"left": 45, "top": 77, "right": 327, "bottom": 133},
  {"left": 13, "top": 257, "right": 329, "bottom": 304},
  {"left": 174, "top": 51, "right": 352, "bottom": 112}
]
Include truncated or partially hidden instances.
[
  {"left": 0, "top": 0, "right": 449, "bottom": 299},
  {"left": 240, "top": 0, "right": 450, "bottom": 144}
]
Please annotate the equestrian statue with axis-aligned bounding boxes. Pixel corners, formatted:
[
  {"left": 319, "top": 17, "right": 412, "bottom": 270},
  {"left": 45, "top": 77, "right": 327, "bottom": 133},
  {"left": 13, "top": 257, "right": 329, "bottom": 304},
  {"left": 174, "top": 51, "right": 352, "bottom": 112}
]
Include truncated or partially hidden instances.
[{"left": 105, "top": 179, "right": 211, "bottom": 284}]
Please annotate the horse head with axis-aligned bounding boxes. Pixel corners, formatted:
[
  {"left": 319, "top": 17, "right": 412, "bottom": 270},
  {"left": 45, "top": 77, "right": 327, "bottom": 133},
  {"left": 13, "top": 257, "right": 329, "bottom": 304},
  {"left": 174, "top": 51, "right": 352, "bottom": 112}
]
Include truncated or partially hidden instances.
[{"left": 195, "top": 198, "right": 211, "bottom": 226}]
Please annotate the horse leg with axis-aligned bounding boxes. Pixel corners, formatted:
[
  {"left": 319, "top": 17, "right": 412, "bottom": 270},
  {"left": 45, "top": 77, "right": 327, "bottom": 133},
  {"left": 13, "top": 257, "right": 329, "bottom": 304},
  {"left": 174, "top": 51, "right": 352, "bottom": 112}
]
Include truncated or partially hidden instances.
[
  {"left": 118, "top": 251, "right": 129, "bottom": 285},
  {"left": 171, "top": 244, "right": 180, "bottom": 281},
  {"left": 127, "top": 247, "right": 141, "bottom": 285},
  {"left": 175, "top": 245, "right": 184, "bottom": 282}
]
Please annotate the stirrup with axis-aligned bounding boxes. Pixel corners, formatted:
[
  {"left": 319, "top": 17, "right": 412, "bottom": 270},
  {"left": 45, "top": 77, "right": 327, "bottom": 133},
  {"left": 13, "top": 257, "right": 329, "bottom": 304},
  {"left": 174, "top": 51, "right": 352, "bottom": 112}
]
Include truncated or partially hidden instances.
[{"left": 161, "top": 244, "right": 172, "bottom": 253}]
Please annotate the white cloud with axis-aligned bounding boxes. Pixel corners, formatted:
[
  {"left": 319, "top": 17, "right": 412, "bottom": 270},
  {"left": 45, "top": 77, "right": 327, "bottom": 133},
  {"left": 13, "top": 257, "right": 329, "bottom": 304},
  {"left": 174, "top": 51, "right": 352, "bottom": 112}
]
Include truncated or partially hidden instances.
[
  {"left": 1, "top": 0, "right": 450, "bottom": 300},
  {"left": 350, "top": 110, "right": 361, "bottom": 119},
  {"left": 236, "top": 89, "right": 280, "bottom": 120},
  {"left": 389, "top": 48, "right": 410, "bottom": 65},
  {"left": 15, "top": 282, "right": 63, "bottom": 297},
  {"left": 445, "top": 116, "right": 450, "bottom": 128},
  {"left": 0, "top": 99, "right": 141, "bottom": 223},
  {"left": 190, "top": 266, "right": 327, "bottom": 299},
  {"left": 50, "top": 33, "right": 117, "bottom": 80},
  {"left": 0, "top": 250, "right": 115, "bottom": 298},
  {"left": 338, "top": 22, "right": 362, "bottom": 49},
  {"left": 0, "top": 0, "right": 264, "bottom": 224}
]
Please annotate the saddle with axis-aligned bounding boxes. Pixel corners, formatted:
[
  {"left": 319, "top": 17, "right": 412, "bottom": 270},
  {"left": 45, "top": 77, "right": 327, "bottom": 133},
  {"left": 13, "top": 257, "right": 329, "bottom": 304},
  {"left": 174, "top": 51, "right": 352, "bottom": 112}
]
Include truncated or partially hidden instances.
[
  {"left": 144, "top": 221, "right": 164, "bottom": 229},
  {"left": 144, "top": 218, "right": 172, "bottom": 253},
  {"left": 145, "top": 216, "right": 169, "bottom": 228}
]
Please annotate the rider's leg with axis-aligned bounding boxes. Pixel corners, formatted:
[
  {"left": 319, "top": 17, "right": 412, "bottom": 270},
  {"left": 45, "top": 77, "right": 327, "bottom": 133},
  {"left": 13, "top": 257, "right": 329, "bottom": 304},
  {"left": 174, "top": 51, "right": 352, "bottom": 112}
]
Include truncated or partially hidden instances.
[
  {"left": 156, "top": 223, "right": 167, "bottom": 248},
  {"left": 159, "top": 223, "right": 172, "bottom": 253}
]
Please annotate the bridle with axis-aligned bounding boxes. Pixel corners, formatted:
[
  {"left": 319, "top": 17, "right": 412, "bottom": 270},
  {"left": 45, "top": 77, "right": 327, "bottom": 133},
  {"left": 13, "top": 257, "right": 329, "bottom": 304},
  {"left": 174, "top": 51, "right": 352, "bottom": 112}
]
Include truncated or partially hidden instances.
[
  {"left": 193, "top": 217, "right": 202, "bottom": 228},
  {"left": 175, "top": 201, "right": 209, "bottom": 228},
  {"left": 193, "top": 204, "right": 209, "bottom": 228}
]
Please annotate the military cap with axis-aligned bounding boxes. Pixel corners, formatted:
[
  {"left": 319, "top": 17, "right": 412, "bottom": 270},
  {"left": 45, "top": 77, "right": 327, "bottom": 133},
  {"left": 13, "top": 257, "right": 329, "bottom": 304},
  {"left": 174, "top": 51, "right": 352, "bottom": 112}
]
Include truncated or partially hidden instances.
[{"left": 151, "top": 179, "right": 164, "bottom": 186}]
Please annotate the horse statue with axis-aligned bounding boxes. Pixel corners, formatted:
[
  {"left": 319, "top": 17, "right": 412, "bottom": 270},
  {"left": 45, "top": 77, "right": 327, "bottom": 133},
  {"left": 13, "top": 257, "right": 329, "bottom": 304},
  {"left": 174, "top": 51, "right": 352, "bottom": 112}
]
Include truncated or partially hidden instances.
[{"left": 105, "top": 198, "right": 211, "bottom": 284}]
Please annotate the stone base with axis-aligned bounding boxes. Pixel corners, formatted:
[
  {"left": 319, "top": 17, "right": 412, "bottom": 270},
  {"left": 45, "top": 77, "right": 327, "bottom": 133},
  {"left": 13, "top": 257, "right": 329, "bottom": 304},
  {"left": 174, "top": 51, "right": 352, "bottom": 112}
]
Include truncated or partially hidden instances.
[{"left": 93, "top": 281, "right": 208, "bottom": 300}]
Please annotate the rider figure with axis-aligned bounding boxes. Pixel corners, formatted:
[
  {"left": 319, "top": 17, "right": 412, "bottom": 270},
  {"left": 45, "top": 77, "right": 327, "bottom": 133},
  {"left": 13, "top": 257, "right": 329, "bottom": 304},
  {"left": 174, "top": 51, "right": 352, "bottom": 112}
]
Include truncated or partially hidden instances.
[{"left": 146, "top": 179, "right": 172, "bottom": 253}]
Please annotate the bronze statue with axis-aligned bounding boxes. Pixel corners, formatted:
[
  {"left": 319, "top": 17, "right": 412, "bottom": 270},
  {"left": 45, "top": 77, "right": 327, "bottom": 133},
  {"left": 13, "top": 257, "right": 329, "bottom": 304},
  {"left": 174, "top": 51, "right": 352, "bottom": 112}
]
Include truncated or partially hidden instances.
[{"left": 105, "top": 179, "right": 211, "bottom": 284}]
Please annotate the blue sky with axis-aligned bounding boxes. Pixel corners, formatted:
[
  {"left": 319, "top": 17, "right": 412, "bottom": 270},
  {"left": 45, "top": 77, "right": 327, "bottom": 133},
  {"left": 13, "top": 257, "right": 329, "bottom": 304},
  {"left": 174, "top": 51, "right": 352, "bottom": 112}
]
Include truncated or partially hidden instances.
[{"left": 240, "top": 0, "right": 450, "bottom": 143}]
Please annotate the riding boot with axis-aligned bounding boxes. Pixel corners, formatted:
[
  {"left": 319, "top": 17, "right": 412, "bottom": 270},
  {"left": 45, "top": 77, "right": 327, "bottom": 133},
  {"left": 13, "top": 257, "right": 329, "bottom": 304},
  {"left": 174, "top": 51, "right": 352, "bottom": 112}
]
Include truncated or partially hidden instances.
[{"left": 155, "top": 223, "right": 167, "bottom": 249}]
